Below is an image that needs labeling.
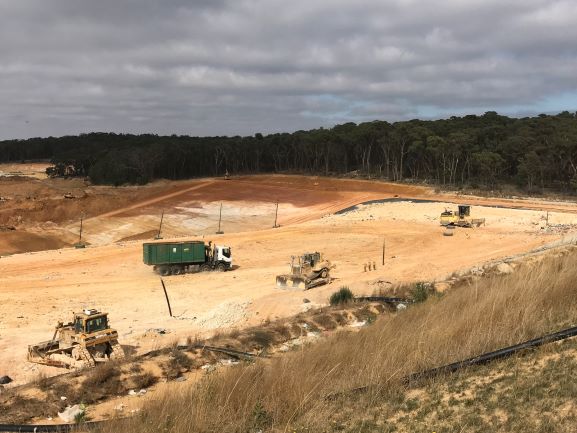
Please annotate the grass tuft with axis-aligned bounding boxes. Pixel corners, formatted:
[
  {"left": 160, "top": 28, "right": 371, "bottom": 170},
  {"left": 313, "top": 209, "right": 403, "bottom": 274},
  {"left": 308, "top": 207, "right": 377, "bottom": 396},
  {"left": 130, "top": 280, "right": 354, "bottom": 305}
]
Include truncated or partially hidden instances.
[{"left": 330, "top": 287, "right": 354, "bottom": 306}]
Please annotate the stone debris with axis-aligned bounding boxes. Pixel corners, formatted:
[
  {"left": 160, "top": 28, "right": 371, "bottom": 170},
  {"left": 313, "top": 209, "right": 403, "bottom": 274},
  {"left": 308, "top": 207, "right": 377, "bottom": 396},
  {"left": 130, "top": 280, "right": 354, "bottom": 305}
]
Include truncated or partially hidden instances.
[
  {"left": 194, "top": 300, "right": 252, "bottom": 330},
  {"left": 58, "top": 404, "right": 85, "bottom": 423},
  {"left": 496, "top": 262, "right": 513, "bottom": 274},
  {"left": 349, "top": 321, "right": 367, "bottom": 328},
  {"left": 0, "top": 376, "right": 12, "bottom": 385}
]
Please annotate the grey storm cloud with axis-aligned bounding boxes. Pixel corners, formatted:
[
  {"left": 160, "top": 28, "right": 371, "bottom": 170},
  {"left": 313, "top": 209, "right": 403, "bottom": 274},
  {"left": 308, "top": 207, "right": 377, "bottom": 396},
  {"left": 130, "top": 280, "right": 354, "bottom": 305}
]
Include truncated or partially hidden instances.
[{"left": 0, "top": 0, "right": 576, "bottom": 139}]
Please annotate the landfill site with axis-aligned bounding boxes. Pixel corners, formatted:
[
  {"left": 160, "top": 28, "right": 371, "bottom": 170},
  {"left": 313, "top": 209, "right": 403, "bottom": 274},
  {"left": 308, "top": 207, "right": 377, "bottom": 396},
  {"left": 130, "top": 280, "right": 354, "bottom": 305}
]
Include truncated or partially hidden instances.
[{"left": 2, "top": 163, "right": 577, "bottom": 422}]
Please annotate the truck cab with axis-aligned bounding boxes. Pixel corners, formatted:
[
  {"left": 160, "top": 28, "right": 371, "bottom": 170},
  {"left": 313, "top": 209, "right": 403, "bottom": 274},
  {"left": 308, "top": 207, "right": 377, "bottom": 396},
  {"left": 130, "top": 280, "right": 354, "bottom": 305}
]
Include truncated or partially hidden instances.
[{"left": 213, "top": 245, "right": 232, "bottom": 269}]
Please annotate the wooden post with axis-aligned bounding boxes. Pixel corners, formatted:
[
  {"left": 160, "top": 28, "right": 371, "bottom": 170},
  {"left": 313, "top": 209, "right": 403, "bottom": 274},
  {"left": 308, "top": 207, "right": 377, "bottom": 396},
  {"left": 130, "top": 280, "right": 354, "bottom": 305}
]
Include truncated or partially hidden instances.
[
  {"left": 160, "top": 278, "right": 173, "bottom": 317},
  {"left": 79, "top": 215, "right": 83, "bottom": 244},
  {"left": 273, "top": 200, "right": 279, "bottom": 228},
  {"left": 546, "top": 211, "right": 549, "bottom": 227},
  {"left": 75, "top": 214, "right": 86, "bottom": 248},
  {"left": 382, "top": 238, "right": 385, "bottom": 266},
  {"left": 156, "top": 210, "right": 164, "bottom": 239},
  {"left": 216, "top": 202, "right": 224, "bottom": 234}
]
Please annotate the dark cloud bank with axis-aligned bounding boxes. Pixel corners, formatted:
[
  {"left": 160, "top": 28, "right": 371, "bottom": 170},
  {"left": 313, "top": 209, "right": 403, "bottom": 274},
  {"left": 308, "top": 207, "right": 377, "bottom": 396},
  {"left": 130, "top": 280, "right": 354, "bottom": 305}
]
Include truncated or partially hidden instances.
[{"left": 1, "top": 0, "right": 576, "bottom": 139}]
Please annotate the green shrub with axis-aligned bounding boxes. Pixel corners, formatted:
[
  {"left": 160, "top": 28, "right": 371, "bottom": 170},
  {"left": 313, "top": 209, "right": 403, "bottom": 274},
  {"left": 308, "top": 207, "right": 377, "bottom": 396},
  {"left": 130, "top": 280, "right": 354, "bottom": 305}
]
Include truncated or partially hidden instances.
[
  {"left": 411, "top": 282, "right": 430, "bottom": 303},
  {"left": 330, "top": 287, "right": 354, "bottom": 306}
]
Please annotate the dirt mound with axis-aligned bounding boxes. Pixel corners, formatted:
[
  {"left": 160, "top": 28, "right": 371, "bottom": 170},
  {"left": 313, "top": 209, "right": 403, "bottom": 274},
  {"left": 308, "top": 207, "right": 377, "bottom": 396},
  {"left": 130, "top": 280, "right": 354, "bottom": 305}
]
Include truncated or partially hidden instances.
[
  {"left": 0, "top": 231, "right": 70, "bottom": 255},
  {"left": 116, "top": 230, "right": 159, "bottom": 242}
]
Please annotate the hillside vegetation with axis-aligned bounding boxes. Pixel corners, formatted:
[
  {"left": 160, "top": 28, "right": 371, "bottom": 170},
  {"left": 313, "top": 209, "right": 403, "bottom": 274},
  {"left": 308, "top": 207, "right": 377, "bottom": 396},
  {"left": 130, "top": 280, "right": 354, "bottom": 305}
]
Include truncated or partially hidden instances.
[
  {"left": 100, "top": 249, "right": 577, "bottom": 433},
  {"left": 2, "top": 111, "right": 577, "bottom": 192}
]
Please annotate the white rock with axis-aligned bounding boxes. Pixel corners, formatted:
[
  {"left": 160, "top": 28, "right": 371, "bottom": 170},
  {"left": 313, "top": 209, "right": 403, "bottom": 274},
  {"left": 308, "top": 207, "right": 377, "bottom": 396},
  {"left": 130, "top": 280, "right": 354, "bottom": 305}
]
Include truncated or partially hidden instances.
[
  {"left": 58, "top": 404, "right": 84, "bottom": 423},
  {"left": 496, "top": 263, "right": 513, "bottom": 274}
]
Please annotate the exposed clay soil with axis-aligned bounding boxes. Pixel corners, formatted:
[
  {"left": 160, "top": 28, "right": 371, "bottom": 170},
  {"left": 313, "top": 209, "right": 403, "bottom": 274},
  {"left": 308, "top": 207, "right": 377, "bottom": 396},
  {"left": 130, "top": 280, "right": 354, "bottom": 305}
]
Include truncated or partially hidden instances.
[{"left": 2, "top": 168, "right": 577, "bottom": 388}]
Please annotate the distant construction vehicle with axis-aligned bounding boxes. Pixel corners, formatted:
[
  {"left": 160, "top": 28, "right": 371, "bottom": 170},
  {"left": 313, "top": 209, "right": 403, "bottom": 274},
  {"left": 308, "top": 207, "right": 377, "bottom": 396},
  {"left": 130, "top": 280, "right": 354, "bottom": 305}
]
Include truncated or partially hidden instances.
[
  {"left": 28, "top": 309, "right": 124, "bottom": 369},
  {"left": 143, "top": 240, "right": 232, "bottom": 276},
  {"left": 276, "top": 252, "right": 334, "bottom": 290},
  {"left": 440, "top": 205, "right": 485, "bottom": 228}
]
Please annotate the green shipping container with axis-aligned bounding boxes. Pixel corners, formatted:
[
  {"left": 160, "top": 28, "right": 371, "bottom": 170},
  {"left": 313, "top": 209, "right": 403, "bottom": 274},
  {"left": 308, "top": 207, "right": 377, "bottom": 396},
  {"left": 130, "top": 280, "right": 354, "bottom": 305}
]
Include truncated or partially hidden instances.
[{"left": 143, "top": 241, "right": 206, "bottom": 266}]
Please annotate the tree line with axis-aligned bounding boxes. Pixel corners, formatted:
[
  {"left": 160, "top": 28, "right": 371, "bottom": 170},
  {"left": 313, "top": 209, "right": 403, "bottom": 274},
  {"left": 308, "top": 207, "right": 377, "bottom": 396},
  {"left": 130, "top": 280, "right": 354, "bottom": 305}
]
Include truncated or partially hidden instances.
[{"left": 1, "top": 111, "right": 577, "bottom": 193}]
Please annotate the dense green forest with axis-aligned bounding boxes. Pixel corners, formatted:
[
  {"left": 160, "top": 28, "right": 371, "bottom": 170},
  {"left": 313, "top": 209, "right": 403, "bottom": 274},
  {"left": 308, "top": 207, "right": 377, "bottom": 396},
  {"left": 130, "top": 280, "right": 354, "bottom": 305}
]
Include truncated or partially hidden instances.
[{"left": 1, "top": 111, "right": 577, "bottom": 192}]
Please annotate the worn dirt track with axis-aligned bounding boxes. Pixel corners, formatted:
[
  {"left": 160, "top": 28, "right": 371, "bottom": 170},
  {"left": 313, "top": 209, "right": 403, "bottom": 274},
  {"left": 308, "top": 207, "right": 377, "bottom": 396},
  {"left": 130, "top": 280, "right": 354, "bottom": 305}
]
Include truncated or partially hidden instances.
[{"left": 2, "top": 173, "right": 577, "bottom": 385}]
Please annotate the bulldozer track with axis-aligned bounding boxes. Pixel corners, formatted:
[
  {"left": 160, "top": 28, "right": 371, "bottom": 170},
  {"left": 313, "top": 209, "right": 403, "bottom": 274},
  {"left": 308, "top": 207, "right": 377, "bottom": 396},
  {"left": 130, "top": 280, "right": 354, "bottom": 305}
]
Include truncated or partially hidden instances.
[
  {"left": 110, "top": 342, "right": 125, "bottom": 360},
  {"left": 77, "top": 346, "right": 95, "bottom": 368}
]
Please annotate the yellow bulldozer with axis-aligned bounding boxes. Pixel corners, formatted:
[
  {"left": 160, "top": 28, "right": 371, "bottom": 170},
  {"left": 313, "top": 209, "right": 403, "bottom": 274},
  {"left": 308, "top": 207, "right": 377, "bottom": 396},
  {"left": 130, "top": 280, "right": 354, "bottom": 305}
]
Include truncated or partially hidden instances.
[
  {"left": 276, "top": 252, "right": 334, "bottom": 290},
  {"left": 440, "top": 205, "right": 485, "bottom": 228},
  {"left": 28, "top": 309, "right": 124, "bottom": 369}
]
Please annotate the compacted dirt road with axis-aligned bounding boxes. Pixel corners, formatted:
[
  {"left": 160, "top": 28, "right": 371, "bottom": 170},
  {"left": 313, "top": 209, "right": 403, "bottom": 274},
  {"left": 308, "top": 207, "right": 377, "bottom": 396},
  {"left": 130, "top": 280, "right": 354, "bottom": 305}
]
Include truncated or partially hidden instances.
[{"left": 1, "top": 172, "right": 577, "bottom": 384}]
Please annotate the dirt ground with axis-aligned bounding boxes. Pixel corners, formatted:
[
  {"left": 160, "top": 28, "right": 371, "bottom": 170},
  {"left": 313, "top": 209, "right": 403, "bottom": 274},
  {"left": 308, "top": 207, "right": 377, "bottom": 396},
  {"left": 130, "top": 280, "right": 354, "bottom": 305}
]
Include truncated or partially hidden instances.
[{"left": 2, "top": 167, "right": 577, "bottom": 386}]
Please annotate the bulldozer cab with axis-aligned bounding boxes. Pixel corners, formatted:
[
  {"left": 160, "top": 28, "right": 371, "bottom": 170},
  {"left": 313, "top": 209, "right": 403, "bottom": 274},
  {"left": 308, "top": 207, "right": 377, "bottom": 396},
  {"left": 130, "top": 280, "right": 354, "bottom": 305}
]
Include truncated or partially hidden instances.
[
  {"left": 85, "top": 315, "right": 108, "bottom": 333},
  {"left": 67, "top": 310, "right": 108, "bottom": 334},
  {"left": 301, "top": 252, "right": 321, "bottom": 267},
  {"left": 290, "top": 252, "right": 320, "bottom": 274},
  {"left": 71, "top": 310, "right": 109, "bottom": 334},
  {"left": 458, "top": 205, "right": 471, "bottom": 218}
]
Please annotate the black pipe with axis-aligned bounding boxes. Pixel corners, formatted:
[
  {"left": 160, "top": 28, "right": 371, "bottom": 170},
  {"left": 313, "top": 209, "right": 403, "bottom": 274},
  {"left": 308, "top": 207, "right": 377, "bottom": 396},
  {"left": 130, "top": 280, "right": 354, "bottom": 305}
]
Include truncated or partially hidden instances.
[
  {"left": 355, "top": 296, "right": 413, "bottom": 304},
  {"left": 404, "top": 325, "right": 577, "bottom": 384},
  {"left": 0, "top": 421, "right": 102, "bottom": 432},
  {"left": 333, "top": 324, "right": 577, "bottom": 398},
  {"left": 178, "top": 344, "right": 269, "bottom": 359},
  {"left": 160, "top": 278, "right": 173, "bottom": 317}
]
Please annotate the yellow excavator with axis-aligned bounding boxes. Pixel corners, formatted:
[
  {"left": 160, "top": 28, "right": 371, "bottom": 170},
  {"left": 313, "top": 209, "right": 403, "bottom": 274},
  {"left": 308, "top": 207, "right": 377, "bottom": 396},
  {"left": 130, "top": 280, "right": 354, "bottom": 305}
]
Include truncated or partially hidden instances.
[
  {"left": 28, "top": 309, "right": 124, "bottom": 369},
  {"left": 440, "top": 205, "right": 485, "bottom": 228}
]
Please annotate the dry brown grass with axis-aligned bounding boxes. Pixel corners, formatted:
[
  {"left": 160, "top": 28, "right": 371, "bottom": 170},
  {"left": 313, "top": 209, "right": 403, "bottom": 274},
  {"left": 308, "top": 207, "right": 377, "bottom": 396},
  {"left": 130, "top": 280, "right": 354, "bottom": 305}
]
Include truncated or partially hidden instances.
[
  {"left": 75, "top": 361, "right": 126, "bottom": 404},
  {"left": 166, "top": 350, "right": 196, "bottom": 379},
  {"left": 99, "top": 250, "right": 577, "bottom": 433},
  {"left": 0, "top": 394, "right": 60, "bottom": 424}
]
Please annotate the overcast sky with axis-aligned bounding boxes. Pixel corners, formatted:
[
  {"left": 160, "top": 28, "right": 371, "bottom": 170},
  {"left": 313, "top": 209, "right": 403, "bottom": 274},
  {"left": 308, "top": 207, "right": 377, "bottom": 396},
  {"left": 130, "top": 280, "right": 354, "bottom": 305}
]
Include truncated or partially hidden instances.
[{"left": 1, "top": 0, "right": 576, "bottom": 140}]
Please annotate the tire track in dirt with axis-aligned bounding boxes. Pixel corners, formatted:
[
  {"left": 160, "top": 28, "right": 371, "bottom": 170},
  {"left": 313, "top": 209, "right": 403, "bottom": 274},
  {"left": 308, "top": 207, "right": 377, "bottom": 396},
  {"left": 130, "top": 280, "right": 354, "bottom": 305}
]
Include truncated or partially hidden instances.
[
  {"left": 281, "top": 192, "right": 385, "bottom": 225},
  {"left": 92, "top": 180, "right": 216, "bottom": 219}
]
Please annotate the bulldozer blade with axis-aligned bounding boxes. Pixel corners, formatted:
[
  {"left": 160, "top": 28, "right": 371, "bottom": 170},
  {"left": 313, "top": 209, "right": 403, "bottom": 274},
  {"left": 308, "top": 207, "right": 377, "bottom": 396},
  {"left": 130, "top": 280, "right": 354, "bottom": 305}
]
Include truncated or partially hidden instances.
[
  {"left": 276, "top": 275, "right": 307, "bottom": 290},
  {"left": 27, "top": 341, "right": 78, "bottom": 368},
  {"left": 304, "top": 277, "right": 331, "bottom": 290}
]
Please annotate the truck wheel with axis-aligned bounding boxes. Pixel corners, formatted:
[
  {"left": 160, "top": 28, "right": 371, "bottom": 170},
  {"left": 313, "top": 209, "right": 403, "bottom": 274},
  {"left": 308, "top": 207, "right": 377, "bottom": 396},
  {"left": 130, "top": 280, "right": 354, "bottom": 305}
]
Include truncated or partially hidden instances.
[
  {"left": 200, "top": 264, "right": 211, "bottom": 272},
  {"left": 216, "top": 263, "right": 227, "bottom": 272},
  {"left": 171, "top": 266, "right": 183, "bottom": 275},
  {"left": 158, "top": 266, "right": 170, "bottom": 276}
]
